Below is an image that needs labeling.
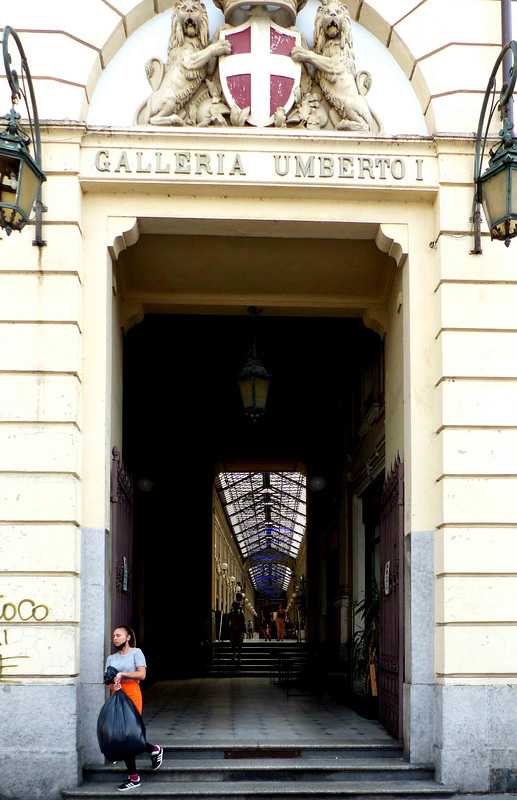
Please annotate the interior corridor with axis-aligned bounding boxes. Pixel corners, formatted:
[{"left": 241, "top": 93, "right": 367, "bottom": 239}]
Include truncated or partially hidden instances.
[{"left": 142, "top": 678, "right": 394, "bottom": 745}]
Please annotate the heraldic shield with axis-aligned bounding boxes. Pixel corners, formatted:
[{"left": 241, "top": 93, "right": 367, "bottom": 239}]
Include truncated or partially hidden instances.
[{"left": 219, "top": 16, "right": 302, "bottom": 127}]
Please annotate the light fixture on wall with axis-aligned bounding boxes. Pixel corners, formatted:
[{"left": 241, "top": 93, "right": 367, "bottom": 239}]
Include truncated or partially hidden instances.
[
  {"left": 472, "top": 40, "right": 517, "bottom": 253},
  {"left": 308, "top": 475, "right": 326, "bottom": 492},
  {"left": 0, "top": 27, "right": 46, "bottom": 244},
  {"left": 237, "top": 306, "right": 272, "bottom": 421}
]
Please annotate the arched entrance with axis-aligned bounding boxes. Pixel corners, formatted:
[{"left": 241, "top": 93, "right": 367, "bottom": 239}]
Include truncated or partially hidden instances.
[{"left": 110, "top": 217, "right": 406, "bottom": 736}]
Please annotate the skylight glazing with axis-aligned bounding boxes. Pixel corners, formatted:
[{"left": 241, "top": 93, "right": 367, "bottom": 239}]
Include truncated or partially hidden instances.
[{"left": 216, "top": 471, "right": 306, "bottom": 597}]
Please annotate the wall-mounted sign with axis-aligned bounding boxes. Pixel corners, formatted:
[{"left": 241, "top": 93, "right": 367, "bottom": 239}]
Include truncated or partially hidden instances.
[{"left": 384, "top": 560, "right": 390, "bottom": 595}]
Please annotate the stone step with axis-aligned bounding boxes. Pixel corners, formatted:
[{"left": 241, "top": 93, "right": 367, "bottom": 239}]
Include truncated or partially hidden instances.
[
  {"left": 208, "top": 671, "right": 276, "bottom": 678},
  {"left": 156, "top": 743, "right": 403, "bottom": 760},
  {"left": 83, "top": 758, "right": 435, "bottom": 784},
  {"left": 62, "top": 779, "right": 458, "bottom": 800}
]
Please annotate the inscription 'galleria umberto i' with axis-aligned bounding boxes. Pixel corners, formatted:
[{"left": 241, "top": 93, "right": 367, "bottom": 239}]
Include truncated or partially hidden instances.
[{"left": 93, "top": 149, "right": 426, "bottom": 182}]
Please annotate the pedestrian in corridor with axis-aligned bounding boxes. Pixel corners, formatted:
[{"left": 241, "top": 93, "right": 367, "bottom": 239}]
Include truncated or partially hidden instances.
[
  {"left": 261, "top": 599, "right": 272, "bottom": 641},
  {"left": 276, "top": 603, "right": 286, "bottom": 641},
  {"left": 228, "top": 601, "right": 246, "bottom": 664}
]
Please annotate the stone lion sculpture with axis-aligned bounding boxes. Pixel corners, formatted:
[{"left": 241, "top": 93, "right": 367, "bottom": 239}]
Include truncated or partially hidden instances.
[
  {"left": 291, "top": 0, "right": 381, "bottom": 132},
  {"left": 135, "top": 0, "right": 231, "bottom": 126}
]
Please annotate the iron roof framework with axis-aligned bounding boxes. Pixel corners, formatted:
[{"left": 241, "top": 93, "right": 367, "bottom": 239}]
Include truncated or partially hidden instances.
[{"left": 216, "top": 471, "right": 306, "bottom": 597}]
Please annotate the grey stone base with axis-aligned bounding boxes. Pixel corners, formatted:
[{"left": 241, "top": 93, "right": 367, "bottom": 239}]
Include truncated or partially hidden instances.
[
  {"left": 403, "top": 681, "right": 435, "bottom": 763},
  {"left": 435, "top": 683, "right": 517, "bottom": 792},
  {"left": 0, "top": 683, "right": 80, "bottom": 800},
  {"left": 80, "top": 682, "right": 107, "bottom": 765}
]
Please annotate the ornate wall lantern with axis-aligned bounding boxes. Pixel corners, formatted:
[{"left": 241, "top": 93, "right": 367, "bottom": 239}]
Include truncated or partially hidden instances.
[
  {"left": 237, "top": 306, "right": 272, "bottom": 421},
  {"left": 473, "top": 40, "right": 517, "bottom": 252},
  {"left": 0, "top": 26, "right": 46, "bottom": 244}
]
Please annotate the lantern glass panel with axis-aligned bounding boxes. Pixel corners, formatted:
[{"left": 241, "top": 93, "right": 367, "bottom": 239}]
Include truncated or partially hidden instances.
[
  {"left": 481, "top": 168, "right": 508, "bottom": 229},
  {"left": 253, "top": 375, "right": 270, "bottom": 409},
  {"left": 17, "top": 158, "right": 40, "bottom": 220},
  {"left": 238, "top": 376, "right": 253, "bottom": 409},
  {"left": 0, "top": 154, "right": 20, "bottom": 202},
  {"left": 511, "top": 163, "right": 517, "bottom": 216}
]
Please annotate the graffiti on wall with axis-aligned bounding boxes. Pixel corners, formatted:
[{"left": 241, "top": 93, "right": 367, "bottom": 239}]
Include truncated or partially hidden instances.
[{"left": 0, "top": 597, "right": 50, "bottom": 683}]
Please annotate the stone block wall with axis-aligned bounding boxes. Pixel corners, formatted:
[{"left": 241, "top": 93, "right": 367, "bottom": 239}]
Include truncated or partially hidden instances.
[{"left": 0, "top": 130, "right": 84, "bottom": 798}]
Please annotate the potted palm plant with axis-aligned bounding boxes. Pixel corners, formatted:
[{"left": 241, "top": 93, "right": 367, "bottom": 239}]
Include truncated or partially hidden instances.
[{"left": 352, "top": 583, "right": 380, "bottom": 718}]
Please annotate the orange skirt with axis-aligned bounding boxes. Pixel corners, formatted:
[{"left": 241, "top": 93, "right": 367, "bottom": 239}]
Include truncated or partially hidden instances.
[{"left": 112, "top": 681, "right": 143, "bottom": 715}]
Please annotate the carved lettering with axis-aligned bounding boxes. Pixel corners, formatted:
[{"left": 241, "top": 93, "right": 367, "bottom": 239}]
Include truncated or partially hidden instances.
[
  {"left": 115, "top": 151, "right": 132, "bottom": 173},
  {"left": 196, "top": 153, "right": 213, "bottom": 175},
  {"left": 338, "top": 157, "right": 354, "bottom": 178},
  {"left": 175, "top": 152, "right": 191, "bottom": 174},
  {"left": 295, "top": 155, "right": 315, "bottom": 178},
  {"left": 155, "top": 152, "right": 171, "bottom": 173},
  {"left": 136, "top": 152, "right": 152, "bottom": 173},
  {"left": 358, "top": 157, "right": 374, "bottom": 179},
  {"left": 89, "top": 149, "right": 423, "bottom": 184},
  {"left": 375, "top": 157, "right": 390, "bottom": 180},
  {"left": 274, "top": 155, "right": 290, "bottom": 176},
  {"left": 319, "top": 156, "right": 334, "bottom": 178},
  {"left": 391, "top": 158, "right": 405, "bottom": 180},
  {"left": 95, "top": 150, "right": 110, "bottom": 172},
  {"left": 229, "top": 154, "right": 246, "bottom": 175}
]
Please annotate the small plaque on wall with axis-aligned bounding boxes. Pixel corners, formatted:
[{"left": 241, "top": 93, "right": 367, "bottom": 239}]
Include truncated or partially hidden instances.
[{"left": 384, "top": 561, "right": 390, "bottom": 595}]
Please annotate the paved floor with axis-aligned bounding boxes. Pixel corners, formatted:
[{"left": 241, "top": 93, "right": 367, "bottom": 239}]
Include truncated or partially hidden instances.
[{"left": 142, "top": 678, "right": 394, "bottom": 746}]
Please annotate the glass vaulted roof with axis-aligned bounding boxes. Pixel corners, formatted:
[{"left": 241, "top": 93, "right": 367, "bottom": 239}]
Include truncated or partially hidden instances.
[{"left": 216, "top": 471, "right": 306, "bottom": 597}]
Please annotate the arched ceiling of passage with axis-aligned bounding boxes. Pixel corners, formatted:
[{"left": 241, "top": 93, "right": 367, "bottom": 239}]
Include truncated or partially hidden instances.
[{"left": 216, "top": 471, "right": 306, "bottom": 596}]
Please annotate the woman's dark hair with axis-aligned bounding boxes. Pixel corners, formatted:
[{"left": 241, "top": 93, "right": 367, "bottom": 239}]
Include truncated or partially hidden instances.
[{"left": 115, "top": 625, "right": 136, "bottom": 648}]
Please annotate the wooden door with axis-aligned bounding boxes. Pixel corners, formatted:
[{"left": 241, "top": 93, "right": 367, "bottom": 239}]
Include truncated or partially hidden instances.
[
  {"left": 379, "top": 456, "right": 404, "bottom": 741},
  {"left": 110, "top": 446, "right": 134, "bottom": 630}
]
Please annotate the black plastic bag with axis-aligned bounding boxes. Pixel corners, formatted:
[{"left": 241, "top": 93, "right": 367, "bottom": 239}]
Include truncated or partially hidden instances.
[
  {"left": 97, "top": 689, "right": 147, "bottom": 762},
  {"left": 104, "top": 665, "right": 118, "bottom": 685}
]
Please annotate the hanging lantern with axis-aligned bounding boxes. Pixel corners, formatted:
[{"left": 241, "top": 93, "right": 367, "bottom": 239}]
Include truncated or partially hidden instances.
[
  {"left": 477, "top": 135, "right": 517, "bottom": 246},
  {"left": 0, "top": 110, "right": 45, "bottom": 234},
  {"left": 0, "top": 27, "right": 46, "bottom": 243},
  {"left": 472, "top": 40, "right": 517, "bottom": 252},
  {"left": 237, "top": 306, "right": 272, "bottom": 421}
]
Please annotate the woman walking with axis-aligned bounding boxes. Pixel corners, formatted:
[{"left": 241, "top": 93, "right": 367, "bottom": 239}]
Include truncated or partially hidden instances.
[
  {"left": 228, "top": 601, "right": 246, "bottom": 664},
  {"left": 276, "top": 603, "right": 286, "bottom": 641},
  {"left": 106, "top": 626, "right": 163, "bottom": 791}
]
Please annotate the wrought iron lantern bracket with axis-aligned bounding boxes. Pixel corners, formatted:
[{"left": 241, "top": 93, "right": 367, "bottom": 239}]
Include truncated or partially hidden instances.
[
  {"left": 472, "top": 40, "right": 517, "bottom": 253},
  {"left": 1, "top": 25, "right": 46, "bottom": 245}
]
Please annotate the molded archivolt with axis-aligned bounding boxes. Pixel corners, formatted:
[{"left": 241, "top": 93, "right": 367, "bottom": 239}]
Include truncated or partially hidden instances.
[{"left": 3, "top": 0, "right": 500, "bottom": 135}]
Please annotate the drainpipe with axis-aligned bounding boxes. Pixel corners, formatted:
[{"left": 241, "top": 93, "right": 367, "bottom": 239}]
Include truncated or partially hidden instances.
[{"left": 502, "top": 0, "right": 514, "bottom": 129}]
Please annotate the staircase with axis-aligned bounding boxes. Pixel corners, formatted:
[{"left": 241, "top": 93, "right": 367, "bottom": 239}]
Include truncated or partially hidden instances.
[
  {"left": 210, "top": 638, "right": 307, "bottom": 678},
  {"left": 63, "top": 742, "right": 458, "bottom": 800}
]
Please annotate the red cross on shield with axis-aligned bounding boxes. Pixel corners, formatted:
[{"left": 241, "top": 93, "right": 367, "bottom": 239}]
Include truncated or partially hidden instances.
[{"left": 219, "top": 16, "right": 302, "bottom": 127}]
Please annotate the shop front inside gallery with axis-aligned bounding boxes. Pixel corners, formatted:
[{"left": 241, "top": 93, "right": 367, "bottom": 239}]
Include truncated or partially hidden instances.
[{"left": 1, "top": 1, "right": 517, "bottom": 798}]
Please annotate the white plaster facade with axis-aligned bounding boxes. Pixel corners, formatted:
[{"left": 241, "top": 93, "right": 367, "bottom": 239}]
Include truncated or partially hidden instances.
[{"left": 1, "top": 1, "right": 517, "bottom": 797}]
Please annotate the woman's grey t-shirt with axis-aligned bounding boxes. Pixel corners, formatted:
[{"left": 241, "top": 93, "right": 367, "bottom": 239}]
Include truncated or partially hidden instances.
[{"left": 105, "top": 647, "right": 146, "bottom": 682}]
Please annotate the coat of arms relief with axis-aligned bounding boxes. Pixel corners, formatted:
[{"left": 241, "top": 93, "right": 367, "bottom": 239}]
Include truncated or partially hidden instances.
[{"left": 134, "top": 0, "right": 382, "bottom": 131}]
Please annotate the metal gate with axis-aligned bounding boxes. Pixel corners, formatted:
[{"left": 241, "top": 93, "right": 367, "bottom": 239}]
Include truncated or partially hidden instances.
[
  {"left": 379, "top": 456, "right": 404, "bottom": 741},
  {"left": 110, "top": 446, "right": 134, "bottom": 631}
]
